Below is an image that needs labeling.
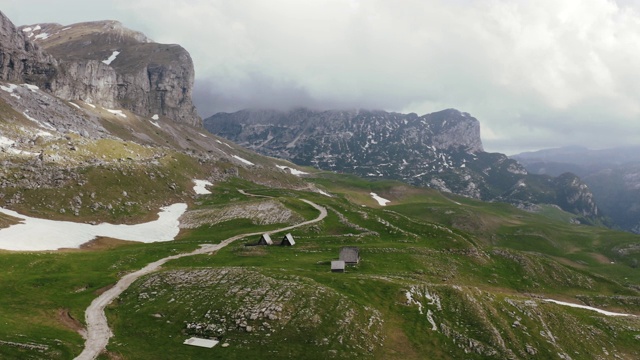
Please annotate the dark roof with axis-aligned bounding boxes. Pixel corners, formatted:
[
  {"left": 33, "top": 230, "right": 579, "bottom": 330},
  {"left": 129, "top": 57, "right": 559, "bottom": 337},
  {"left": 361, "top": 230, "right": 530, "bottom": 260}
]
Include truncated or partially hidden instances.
[
  {"left": 339, "top": 246, "right": 359, "bottom": 264},
  {"left": 281, "top": 233, "right": 295, "bottom": 246},
  {"left": 257, "top": 234, "right": 273, "bottom": 245}
]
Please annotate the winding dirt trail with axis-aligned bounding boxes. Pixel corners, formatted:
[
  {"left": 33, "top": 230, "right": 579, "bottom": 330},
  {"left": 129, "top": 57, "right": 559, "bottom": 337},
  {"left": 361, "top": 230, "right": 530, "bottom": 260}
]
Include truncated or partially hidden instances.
[{"left": 74, "top": 199, "right": 326, "bottom": 360}]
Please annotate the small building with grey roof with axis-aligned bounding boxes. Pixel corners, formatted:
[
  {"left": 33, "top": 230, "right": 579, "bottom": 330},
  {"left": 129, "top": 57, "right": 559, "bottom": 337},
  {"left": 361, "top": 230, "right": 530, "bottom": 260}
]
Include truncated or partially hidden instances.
[{"left": 339, "top": 246, "right": 360, "bottom": 265}]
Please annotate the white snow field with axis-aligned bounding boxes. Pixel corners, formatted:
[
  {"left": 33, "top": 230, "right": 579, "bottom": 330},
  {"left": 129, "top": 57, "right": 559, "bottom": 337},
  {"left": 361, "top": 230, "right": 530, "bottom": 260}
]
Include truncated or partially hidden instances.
[
  {"left": 0, "top": 203, "right": 187, "bottom": 251},
  {"left": 370, "top": 192, "right": 390, "bottom": 206},
  {"left": 193, "top": 179, "right": 213, "bottom": 195}
]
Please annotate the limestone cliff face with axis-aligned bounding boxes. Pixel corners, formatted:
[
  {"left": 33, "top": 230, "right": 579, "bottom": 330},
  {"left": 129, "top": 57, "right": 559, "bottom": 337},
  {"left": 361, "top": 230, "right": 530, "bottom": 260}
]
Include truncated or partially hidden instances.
[
  {"left": 6, "top": 16, "right": 200, "bottom": 126},
  {"left": 53, "top": 60, "right": 119, "bottom": 107},
  {"left": 0, "top": 12, "right": 57, "bottom": 88},
  {"left": 205, "top": 107, "right": 602, "bottom": 220}
]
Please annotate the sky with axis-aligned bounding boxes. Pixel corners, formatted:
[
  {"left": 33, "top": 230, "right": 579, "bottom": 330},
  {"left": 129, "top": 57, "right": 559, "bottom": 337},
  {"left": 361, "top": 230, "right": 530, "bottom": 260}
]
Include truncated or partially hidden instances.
[{"left": 3, "top": 0, "right": 640, "bottom": 154}]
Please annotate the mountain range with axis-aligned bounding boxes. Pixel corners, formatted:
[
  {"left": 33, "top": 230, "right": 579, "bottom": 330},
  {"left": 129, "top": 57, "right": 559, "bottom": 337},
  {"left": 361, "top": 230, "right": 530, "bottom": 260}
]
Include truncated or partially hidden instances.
[
  {"left": 205, "top": 108, "right": 601, "bottom": 222},
  {"left": 513, "top": 146, "right": 640, "bottom": 233},
  {"left": 0, "top": 10, "right": 639, "bottom": 360}
]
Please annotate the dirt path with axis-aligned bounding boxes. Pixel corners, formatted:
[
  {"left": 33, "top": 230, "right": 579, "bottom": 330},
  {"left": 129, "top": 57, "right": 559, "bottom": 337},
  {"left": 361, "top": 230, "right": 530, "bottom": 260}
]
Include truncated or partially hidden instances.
[{"left": 74, "top": 199, "right": 326, "bottom": 360}]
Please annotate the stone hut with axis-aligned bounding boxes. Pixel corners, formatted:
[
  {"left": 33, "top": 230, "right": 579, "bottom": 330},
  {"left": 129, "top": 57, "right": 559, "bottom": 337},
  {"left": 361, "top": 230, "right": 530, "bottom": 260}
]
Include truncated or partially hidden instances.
[
  {"left": 331, "top": 260, "right": 346, "bottom": 273},
  {"left": 339, "top": 246, "right": 360, "bottom": 265}
]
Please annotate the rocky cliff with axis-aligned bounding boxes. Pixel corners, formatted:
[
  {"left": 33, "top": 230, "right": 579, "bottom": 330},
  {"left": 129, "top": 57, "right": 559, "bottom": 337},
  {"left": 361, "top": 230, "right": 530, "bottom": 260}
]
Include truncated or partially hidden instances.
[
  {"left": 0, "top": 13, "right": 57, "bottom": 88},
  {"left": 513, "top": 146, "right": 640, "bottom": 232},
  {"left": 206, "top": 108, "right": 602, "bottom": 221},
  {"left": 1, "top": 12, "right": 200, "bottom": 126}
]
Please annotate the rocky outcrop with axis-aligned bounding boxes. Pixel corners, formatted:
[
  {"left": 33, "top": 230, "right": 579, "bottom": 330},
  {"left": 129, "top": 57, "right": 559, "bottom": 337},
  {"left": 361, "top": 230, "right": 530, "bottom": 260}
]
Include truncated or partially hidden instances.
[
  {"left": 0, "top": 11, "right": 57, "bottom": 88},
  {"left": 513, "top": 147, "right": 640, "bottom": 232},
  {"left": 31, "top": 20, "right": 199, "bottom": 126},
  {"left": 53, "top": 60, "right": 118, "bottom": 107},
  {"left": 2, "top": 15, "right": 200, "bottom": 127},
  {"left": 206, "top": 107, "right": 602, "bottom": 220}
]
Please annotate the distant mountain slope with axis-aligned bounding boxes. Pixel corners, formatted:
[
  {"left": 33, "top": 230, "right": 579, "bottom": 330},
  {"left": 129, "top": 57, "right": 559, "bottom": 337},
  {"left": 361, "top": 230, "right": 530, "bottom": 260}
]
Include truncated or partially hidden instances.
[
  {"left": 205, "top": 108, "right": 601, "bottom": 222},
  {"left": 513, "top": 146, "right": 640, "bottom": 233}
]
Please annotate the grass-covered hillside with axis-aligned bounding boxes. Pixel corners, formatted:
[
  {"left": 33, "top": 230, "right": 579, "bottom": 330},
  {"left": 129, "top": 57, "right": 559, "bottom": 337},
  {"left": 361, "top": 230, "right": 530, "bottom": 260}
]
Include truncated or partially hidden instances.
[
  {"left": 103, "top": 177, "right": 640, "bottom": 359},
  {"left": 0, "top": 89, "right": 639, "bottom": 358}
]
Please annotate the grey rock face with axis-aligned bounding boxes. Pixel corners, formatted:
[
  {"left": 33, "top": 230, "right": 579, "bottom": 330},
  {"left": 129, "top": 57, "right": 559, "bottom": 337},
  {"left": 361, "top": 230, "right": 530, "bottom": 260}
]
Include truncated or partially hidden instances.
[
  {"left": 53, "top": 60, "right": 118, "bottom": 107},
  {"left": 205, "top": 107, "right": 601, "bottom": 220},
  {"left": 4, "top": 16, "right": 200, "bottom": 127},
  {"left": 0, "top": 11, "right": 57, "bottom": 87},
  {"left": 513, "top": 146, "right": 640, "bottom": 232}
]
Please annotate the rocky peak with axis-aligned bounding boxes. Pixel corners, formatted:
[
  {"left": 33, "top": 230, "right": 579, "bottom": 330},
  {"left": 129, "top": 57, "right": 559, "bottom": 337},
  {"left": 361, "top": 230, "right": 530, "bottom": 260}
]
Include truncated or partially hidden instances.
[
  {"left": 205, "top": 107, "right": 602, "bottom": 220},
  {"left": 0, "top": 13, "right": 200, "bottom": 127},
  {"left": 0, "top": 11, "right": 57, "bottom": 88},
  {"left": 425, "top": 109, "right": 484, "bottom": 152}
]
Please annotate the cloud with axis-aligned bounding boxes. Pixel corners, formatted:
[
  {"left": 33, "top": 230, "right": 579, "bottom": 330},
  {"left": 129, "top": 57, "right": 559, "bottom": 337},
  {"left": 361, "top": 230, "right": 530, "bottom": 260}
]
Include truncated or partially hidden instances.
[{"left": 5, "top": 0, "right": 640, "bottom": 153}]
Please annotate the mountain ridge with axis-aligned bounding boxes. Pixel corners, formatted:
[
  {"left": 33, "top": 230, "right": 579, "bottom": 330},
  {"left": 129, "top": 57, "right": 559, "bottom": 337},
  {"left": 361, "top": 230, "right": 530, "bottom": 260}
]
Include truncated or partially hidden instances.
[
  {"left": 513, "top": 146, "right": 640, "bottom": 232},
  {"left": 205, "top": 107, "right": 601, "bottom": 222},
  {"left": 0, "top": 11, "right": 200, "bottom": 127}
]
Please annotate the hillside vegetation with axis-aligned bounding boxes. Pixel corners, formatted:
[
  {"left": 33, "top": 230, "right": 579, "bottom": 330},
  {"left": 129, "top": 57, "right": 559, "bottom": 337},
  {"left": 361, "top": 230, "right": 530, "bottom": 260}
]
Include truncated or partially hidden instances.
[{"left": 1, "top": 164, "right": 638, "bottom": 359}]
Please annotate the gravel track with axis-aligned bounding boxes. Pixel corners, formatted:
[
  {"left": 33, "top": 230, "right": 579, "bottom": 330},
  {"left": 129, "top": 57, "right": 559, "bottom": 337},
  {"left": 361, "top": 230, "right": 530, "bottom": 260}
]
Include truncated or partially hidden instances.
[{"left": 74, "top": 198, "right": 326, "bottom": 360}]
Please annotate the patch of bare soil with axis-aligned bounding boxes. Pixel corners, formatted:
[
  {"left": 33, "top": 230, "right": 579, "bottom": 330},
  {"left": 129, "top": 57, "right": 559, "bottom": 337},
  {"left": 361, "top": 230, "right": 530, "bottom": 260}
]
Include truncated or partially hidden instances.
[
  {"left": 58, "top": 308, "right": 85, "bottom": 335},
  {"left": 79, "top": 237, "right": 136, "bottom": 250},
  {"left": 590, "top": 252, "right": 612, "bottom": 264},
  {"left": 0, "top": 212, "right": 21, "bottom": 229}
]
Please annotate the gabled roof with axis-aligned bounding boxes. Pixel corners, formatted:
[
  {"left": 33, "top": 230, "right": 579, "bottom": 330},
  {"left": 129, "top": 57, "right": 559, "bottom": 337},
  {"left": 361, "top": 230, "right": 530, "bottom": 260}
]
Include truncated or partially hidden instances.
[
  {"left": 331, "top": 260, "right": 345, "bottom": 271},
  {"left": 339, "top": 246, "right": 360, "bottom": 264},
  {"left": 258, "top": 233, "right": 273, "bottom": 245},
  {"left": 281, "top": 233, "right": 295, "bottom": 246}
]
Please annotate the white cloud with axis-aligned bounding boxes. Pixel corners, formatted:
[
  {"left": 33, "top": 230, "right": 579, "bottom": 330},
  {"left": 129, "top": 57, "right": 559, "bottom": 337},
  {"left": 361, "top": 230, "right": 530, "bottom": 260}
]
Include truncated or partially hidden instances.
[{"left": 5, "top": 0, "right": 640, "bottom": 153}]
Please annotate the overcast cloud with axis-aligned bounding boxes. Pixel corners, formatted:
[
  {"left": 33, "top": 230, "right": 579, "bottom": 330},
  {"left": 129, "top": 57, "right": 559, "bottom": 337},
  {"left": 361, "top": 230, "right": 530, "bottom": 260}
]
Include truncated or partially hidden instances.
[{"left": 3, "top": 0, "right": 640, "bottom": 153}]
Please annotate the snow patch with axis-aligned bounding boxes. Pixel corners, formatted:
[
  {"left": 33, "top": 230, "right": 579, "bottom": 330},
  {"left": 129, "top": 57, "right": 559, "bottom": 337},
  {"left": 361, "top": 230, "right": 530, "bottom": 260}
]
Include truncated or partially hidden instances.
[
  {"left": 193, "top": 180, "right": 213, "bottom": 195},
  {"left": 106, "top": 109, "right": 127, "bottom": 118},
  {"left": 317, "top": 189, "right": 332, "bottom": 197},
  {"left": 61, "top": 27, "right": 71, "bottom": 31},
  {"left": 102, "top": 51, "right": 121, "bottom": 65},
  {"left": 150, "top": 121, "right": 161, "bottom": 129},
  {"left": 232, "top": 155, "right": 254, "bottom": 166},
  {"left": 1, "top": 84, "right": 18, "bottom": 93},
  {"left": 370, "top": 192, "right": 390, "bottom": 206},
  {"left": 33, "top": 25, "right": 41, "bottom": 31},
  {"left": 0, "top": 203, "right": 188, "bottom": 251},
  {"left": 151, "top": 114, "right": 159, "bottom": 120},
  {"left": 34, "top": 33, "right": 49, "bottom": 40},
  {"left": 544, "top": 299, "right": 635, "bottom": 317},
  {"left": 84, "top": 102, "right": 96, "bottom": 108},
  {"left": 23, "top": 84, "right": 39, "bottom": 92},
  {"left": 22, "top": 27, "right": 32, "bottom": 32},
  {"left": 69, "top": 102, "right": 81, "bottom": 109},
  {"left": 276, "top": 164, "right": 308, "bottom": 176},
  {"left": 198, "top": 133, "right": 207, "bottom": 138}
]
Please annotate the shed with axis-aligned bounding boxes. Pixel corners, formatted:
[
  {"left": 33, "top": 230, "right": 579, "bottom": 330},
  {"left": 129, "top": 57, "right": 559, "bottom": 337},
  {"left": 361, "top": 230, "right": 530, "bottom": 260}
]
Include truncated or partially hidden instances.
[
  {"left": 280, "top": 233, "right": 295, "bottom": 246},
  {"left": 331, "top": 260, "right": 346, "bottom": 273},
  {"left": 339, "top": 246, "right": 360, "bottom": 264},
  {"left": 257, "top": 234, "right": 273, "bottom": 245}
]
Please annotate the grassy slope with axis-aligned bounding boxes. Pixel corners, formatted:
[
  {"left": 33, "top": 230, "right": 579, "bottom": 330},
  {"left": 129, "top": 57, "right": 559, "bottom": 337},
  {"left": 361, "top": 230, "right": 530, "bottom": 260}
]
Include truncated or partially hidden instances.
[
  {"left": 103, "top": 178, "right": 640, "bottom": 359},
  {"left": 0, "top": 171, "right": 639, "bottom": 359}
]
